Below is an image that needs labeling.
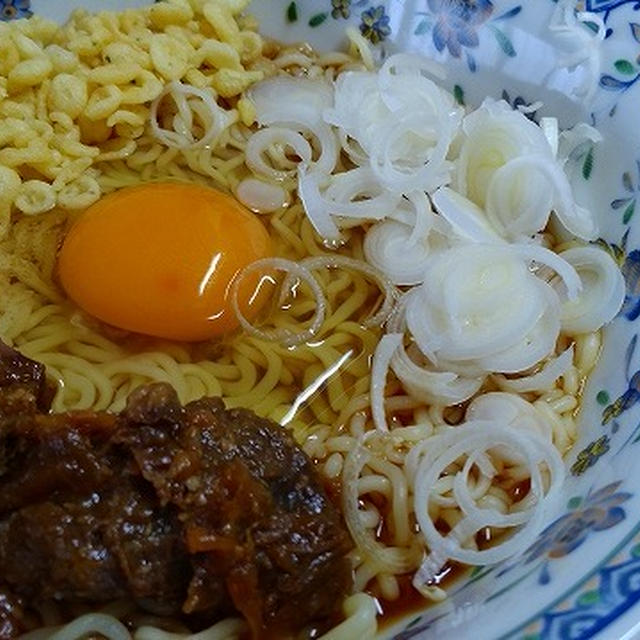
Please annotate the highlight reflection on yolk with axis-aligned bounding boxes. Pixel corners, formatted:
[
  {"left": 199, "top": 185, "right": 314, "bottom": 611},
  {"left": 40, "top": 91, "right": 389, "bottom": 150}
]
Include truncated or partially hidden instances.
[{"left": 58, "top": 182, "right": 272, "bottom": 342}]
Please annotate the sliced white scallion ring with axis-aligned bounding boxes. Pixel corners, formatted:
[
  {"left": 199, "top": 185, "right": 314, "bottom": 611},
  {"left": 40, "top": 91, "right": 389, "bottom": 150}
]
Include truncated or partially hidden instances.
[
  {"left": 331, "top": 65, "right": 461, "bottom": 193},
  {"left": 390, "top": 340, "right": 484, "bottom": 406},
  {"left": 495, "top": 154, "right": 599, "bottom": 241},
  {"left": 412, "top": 421, "right": 564, "bottom": 575},
  {"left": 412, "top": 546, "right": 450, "bottom": 591},
  {"left": 554, "top": 201, "right": 599, "bottom": 243},
  {"left": 249, "top": 78, "right": 340, "bottom": 175},
  {"left": 246, "top": 127, "right": 312, "bottom": 181},
  {"left": 453, "top": 452, "right": 530, "bottom": 528},
  {"left": 557, "top": 245, "right": 626, "bottom": 333},
  {"left": 298, "top": 168, "right": 401, "bottom": 241},
  {"left": 484, "top": 157, "right": 556, "bottom": 239},
  {"left": 406, "top": 245, "right": 550, "bottom": 363},
  {"left": 301, "top": 254, "right": 397, "bottom": 328},
  {"left": 235, "top": 178, "right": 288, "bottom": 213},
  {"left": 548, "top": 3, "right": 605, "bottom": 103},
  {"left": 511, "top": 242, "right": 582, "bottom": 301},
  {"left": 369, "top": 108, "right": 456, "bottom": 193},
  {"left": 385, "top": 289, "right": 414, "bottom": 335},
  {"left": 364, "top": 219, "right": 433, "bottom": 286},
  {"left": 540, "top": 117, "right": 559, "bottom": 157},
  {"left": 557, "top": 122, "right": 602, "bottom": 167},
  {"left": 454, "top": 98, "right": 599, "bottom": 238},
  {"left": 515, "top": 100, "right": 543, "bottom": 115},
  {"left": 406, "top": 191, "right": 437, "bottom": 245},
  {"left": 249, "top": 75, "right": 334, "bottom": 128},
  {"left": 364, "top": 191, "right": 439, "bottom": 286},
  {"left": 466, "top": 392, "right": 554, "bottom": 443},
  {"left": 230, "top": 257, "right": 326, "bottom": 347},
  {"left": 377, "top": 56, "right": 450, "bottom": 114},
  {"left": 431, "top": 187, "right": 504, "bottom": 244},
  {"left": 371, "top": 333, "right": 403, "bottom": 433},
  {"left": 150, "top": 81, "right": 234, "bottom": 150},
  {"left": 345, "top": 26, "right": 375, "bottom": 70},
  {"left": 428, "top": 355, "right": 492, "bottom": 379},
  {"left": 297, "top": 168, "right": 342, "bottom": 241},
  {"left": 477, "top": 280, "right": 561, "bottom": 373},
  {"left": 335, "top": 127, "right": 369, "bottom": 167},
  {"left": 455, "top": 98, "right": 555, "bottom": 207},
  {"left": 323, "top": 167, "right": 401, "bottom": 220},
  {"left": 492, "top": 347, "right": 574, "bottom": 395},
  {"left": 323, "top": 71, "right": 387, "bottom": 156},
  {"left": 297, "top": 121, "right": 340, "bottom": 176}
]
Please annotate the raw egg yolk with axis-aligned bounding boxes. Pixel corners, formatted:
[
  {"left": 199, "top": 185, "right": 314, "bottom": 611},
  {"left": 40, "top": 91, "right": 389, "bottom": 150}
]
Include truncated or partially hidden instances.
[{"left": 58, "top": 182, "right": 272, "bottom": 342}]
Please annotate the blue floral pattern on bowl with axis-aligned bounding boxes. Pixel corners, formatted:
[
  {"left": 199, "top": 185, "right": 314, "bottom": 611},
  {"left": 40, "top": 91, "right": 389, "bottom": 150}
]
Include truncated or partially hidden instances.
[
  {"left": 611, "top": 161, "right": 640, "bottom": 227},
  {"left": 0, "top": 0, "right": 32, "bottom": 20},
  {"left": 524, "top": 483, "right": 632, "bottom": 583},
  {"left": 513, "top": 522, "right": 640, "bottom": 640},
  {"left": 585, "top": 0, "right": 640, "bottom": 23},
  {"left": 599, "top": 24, "right": 640, "bottom": 94},
  {"left": 285, "top": 0, "right": 392, "bottom": 42},
  {"left": 428, "top": 0, "right": 494, "bottom": 57},
  {"left": 570, "top": 435, "right": 611, "bottom": 474},
  {"left": 359, "top": 4, "right": 391, "bottom": 43}
]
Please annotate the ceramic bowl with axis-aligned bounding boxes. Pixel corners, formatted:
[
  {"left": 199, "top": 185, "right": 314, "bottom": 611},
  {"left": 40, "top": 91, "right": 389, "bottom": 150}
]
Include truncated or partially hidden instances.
[{"left": 7, "top": 0, "right": 640, "bottom": 637}]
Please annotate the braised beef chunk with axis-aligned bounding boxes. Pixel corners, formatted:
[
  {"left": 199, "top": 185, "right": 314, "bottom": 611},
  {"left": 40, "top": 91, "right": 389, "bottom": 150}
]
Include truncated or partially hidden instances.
[
  {"left": 0, "top": 585, "right": 28, "bottom": 639},
  {"left": 0, "top": 345, "right": 352, "bottom": 639},
  {"left": 0, "top": 342, "right": 53, "bottom": 417}
]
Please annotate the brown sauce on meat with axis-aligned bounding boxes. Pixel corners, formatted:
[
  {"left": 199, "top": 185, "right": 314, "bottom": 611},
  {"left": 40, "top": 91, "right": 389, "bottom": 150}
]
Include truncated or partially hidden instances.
[{"left": 0, "top": 343, "right": 353, "bottom": 640}]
